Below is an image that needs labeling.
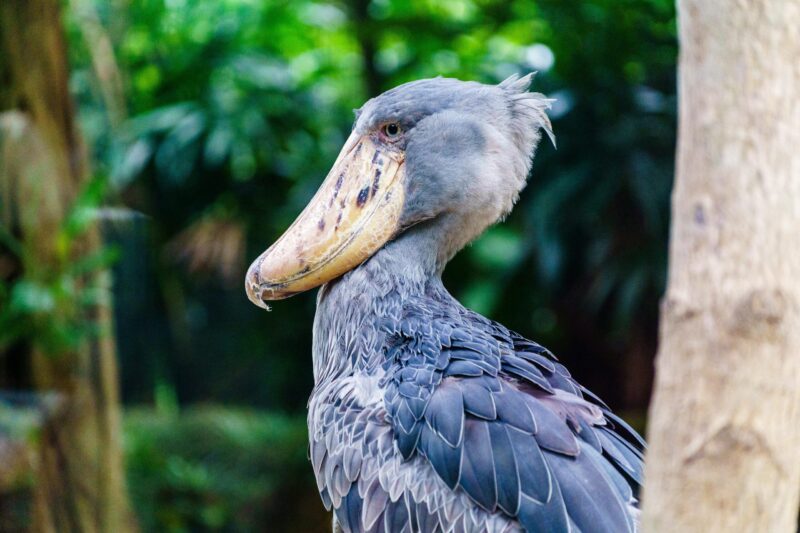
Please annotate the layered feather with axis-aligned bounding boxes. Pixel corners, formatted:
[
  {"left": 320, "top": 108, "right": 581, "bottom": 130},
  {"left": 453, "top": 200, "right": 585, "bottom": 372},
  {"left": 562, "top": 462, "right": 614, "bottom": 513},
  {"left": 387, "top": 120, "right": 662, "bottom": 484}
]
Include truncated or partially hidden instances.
[{"left": 311, "top": 286, "right": 644, "bottom": 533}]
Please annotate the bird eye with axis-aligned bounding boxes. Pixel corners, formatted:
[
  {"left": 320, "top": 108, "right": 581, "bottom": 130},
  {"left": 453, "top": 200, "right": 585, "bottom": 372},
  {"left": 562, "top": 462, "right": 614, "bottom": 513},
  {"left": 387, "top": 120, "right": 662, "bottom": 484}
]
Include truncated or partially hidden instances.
[{"left": 382, "top": 122, "right": 402, "bottom": 139}]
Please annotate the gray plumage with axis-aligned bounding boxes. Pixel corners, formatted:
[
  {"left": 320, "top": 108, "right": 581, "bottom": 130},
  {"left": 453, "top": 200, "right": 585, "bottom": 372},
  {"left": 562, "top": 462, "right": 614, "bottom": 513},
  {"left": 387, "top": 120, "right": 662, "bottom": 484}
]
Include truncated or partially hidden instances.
[{"left": 307, "top": 74, "right": 644, "bottom": 533}]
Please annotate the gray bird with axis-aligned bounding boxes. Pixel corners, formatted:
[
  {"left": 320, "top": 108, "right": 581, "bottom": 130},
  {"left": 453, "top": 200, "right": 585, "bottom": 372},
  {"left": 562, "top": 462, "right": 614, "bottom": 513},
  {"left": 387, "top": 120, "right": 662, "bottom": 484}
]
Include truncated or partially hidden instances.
[{"left": 246, "top": 74, "right": 644, "bottom": 533}]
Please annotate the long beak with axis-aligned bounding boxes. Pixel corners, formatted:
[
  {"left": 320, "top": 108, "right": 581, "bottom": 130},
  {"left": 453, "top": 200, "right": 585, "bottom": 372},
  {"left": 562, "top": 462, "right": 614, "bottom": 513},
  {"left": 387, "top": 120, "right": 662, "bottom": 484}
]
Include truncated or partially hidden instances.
[{"left": 246, "top": 133, "right": 405, "bottom": 308}]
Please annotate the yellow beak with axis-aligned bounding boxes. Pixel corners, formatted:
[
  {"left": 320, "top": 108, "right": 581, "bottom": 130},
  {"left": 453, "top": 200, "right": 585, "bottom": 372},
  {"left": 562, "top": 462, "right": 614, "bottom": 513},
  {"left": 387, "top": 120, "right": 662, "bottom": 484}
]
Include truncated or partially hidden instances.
[{"left": 245, "top": 133, "right": 405, "bottom": 307}]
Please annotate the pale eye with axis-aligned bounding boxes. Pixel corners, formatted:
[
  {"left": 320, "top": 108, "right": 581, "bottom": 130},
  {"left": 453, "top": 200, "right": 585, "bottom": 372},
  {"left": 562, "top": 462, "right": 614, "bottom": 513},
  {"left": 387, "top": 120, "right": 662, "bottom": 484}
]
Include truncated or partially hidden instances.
[{"left": 383, "top": 122, "right": 402, "bottom": 138}]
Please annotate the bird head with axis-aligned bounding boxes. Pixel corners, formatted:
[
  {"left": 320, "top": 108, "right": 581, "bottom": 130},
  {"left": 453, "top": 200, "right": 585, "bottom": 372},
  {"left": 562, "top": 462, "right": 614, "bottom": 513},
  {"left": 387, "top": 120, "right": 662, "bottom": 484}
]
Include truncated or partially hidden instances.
[{"left": 246, "top": 74, "right": 553, "bottom": 307}]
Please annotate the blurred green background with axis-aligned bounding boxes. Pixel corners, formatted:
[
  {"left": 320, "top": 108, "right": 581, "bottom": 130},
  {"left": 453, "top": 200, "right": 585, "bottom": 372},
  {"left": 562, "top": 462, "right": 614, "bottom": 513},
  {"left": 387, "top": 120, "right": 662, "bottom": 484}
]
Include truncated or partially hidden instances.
[{"left": 5, "top": 0, "right": 677, "bottom": 530}]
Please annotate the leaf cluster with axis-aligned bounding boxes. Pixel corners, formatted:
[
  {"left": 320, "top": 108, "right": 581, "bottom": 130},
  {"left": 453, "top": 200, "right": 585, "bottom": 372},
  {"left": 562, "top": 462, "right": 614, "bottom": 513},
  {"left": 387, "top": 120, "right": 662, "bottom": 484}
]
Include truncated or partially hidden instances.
[
  {"left": 0, "top": 176, "right": 118, "bottom": 355},
  {"left": 65, "top": 0, "right": 676, "bottom": 411}
]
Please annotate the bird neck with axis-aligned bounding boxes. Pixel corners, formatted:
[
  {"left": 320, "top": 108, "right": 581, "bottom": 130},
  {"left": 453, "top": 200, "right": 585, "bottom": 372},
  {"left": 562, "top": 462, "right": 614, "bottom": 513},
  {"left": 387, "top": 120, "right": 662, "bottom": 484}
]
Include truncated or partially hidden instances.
[
  {"left": 312, "top": 224, "right": 459, "bottom": 385},
  {"left": 386, "top": 211, "right": 487, "bottom": 277}
]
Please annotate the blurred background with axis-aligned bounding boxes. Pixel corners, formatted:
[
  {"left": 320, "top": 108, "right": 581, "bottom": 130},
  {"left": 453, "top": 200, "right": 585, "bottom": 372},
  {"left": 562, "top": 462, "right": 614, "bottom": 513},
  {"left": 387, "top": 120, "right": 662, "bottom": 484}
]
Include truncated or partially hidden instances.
[{"left": 0, "top": 0, "right": 676, "bottom": 531}]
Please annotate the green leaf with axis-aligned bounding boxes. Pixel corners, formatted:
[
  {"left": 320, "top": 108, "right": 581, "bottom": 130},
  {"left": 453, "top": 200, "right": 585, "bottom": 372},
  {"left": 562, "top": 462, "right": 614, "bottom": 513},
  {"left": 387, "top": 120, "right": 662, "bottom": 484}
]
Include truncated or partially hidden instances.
[
  {"left": 9, "top": 281, "right": 55, "bottom": 313},
  {"left": 66, "top": 245, "right": 120, "bottom": 276}
]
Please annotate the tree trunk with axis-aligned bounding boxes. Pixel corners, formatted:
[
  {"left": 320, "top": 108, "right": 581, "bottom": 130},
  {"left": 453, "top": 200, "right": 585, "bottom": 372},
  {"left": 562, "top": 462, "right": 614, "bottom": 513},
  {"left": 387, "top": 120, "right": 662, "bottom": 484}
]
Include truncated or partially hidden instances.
[
  {"left": 0, "top": 1, "right": 135, "bottom": 531},
  {"left": 641, "top": 1, "right": 800, "bottom": 532}
]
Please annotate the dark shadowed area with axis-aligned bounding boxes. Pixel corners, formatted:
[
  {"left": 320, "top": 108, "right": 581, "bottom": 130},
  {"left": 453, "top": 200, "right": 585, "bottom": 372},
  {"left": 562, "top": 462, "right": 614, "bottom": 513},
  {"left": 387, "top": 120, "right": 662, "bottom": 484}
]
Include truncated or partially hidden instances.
[{"left": 1, "top": 0, "right": 676, "bottom": 530}]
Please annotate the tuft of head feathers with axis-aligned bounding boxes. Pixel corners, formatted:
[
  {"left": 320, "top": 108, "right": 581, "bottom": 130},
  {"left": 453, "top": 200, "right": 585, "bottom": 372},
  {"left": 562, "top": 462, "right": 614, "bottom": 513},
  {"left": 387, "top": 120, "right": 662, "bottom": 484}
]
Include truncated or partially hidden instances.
[{"left": 499, "top": 72, "right": 556, "bottom": 149}]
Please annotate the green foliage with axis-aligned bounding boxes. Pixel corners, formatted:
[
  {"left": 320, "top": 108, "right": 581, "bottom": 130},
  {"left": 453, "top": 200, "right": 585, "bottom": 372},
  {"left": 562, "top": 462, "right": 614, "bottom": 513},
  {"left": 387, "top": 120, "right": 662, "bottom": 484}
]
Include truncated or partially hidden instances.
[
  {"left": 0, "top": 176, "right": 118, "bottom": 356},
  {"left": 66, "top": 0, "right": 676, "bottom": 412},
  {"left": 124, "top": 406, "right": 327, "bottom": 532}
]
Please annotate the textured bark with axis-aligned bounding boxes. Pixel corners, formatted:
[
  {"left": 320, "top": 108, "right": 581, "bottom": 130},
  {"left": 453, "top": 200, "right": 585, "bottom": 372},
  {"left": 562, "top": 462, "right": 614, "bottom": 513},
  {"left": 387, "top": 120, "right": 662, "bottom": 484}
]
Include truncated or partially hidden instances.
[
  {"left": 641, "top": 1, "right": 800, "bottom": 532},
  {"left": 0, "top": 1, "right": 135, "bottom": 531}
]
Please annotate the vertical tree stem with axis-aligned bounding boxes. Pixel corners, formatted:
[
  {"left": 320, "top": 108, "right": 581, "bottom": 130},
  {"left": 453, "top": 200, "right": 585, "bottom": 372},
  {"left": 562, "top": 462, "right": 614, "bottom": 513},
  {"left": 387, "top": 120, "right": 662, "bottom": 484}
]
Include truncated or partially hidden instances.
[
  {"left": 0, "top": 1, "right": 135, "bottom": 531},
  {"left": 642, "top": 1, "right": 800, "bottom": 531}
]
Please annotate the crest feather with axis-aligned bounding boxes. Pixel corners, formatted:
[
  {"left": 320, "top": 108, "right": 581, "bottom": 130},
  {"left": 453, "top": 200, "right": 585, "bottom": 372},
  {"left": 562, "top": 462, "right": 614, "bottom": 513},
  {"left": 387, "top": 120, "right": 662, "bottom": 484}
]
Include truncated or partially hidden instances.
[{"left": 499, "top": 72, "right": 556, "bottom": 148}]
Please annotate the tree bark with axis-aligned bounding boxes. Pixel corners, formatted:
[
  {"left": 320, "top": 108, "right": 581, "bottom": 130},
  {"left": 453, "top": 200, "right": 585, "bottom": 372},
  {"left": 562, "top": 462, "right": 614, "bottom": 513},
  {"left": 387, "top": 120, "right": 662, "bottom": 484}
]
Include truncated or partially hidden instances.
[
  {"left": 641, "top": 1, "right": 800, "bottom": 532},
  {"left": 0, "top": 1, "right": 135, "bottom": 531}
]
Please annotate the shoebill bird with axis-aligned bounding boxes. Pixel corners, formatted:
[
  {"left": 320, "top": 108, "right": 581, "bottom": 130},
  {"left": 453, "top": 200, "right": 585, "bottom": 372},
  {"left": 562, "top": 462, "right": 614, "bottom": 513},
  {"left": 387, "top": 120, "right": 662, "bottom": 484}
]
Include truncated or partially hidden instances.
[{"left": 245, "top": 74, "right": 645, "bottom": 533}]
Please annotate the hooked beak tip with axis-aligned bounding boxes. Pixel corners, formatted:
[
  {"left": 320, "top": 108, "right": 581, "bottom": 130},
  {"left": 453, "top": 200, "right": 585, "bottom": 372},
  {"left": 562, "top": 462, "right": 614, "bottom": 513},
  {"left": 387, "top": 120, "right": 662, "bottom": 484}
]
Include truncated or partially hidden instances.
[{"left": 245, "top": 265, "right": 272, "bottom": 311}]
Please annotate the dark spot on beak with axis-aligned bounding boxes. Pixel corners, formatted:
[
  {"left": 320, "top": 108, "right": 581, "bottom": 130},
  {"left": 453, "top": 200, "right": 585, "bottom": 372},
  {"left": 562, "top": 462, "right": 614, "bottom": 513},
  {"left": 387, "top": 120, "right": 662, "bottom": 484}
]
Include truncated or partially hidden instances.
[
  {"left": 330, "top": 173, "right": 345, "bottom": 207},
  {"left": 317, "top": 218, "right": 325, "bottom": 231},
  {"left": 372, "top": 168, "right": 382, "bottom": 196},
  {"left": 356, "top": 187, "right": 370, "bottom": 207},
  {"left": 335, "top": 211, "right": 343, "bottom": 230}
]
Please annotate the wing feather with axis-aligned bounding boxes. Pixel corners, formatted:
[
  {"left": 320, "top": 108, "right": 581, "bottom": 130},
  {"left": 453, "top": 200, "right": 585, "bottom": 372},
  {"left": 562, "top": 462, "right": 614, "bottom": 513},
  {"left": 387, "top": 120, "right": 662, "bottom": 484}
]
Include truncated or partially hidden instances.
[{"left": 371, "top": 298, "right": 646, "bottom": 532}]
